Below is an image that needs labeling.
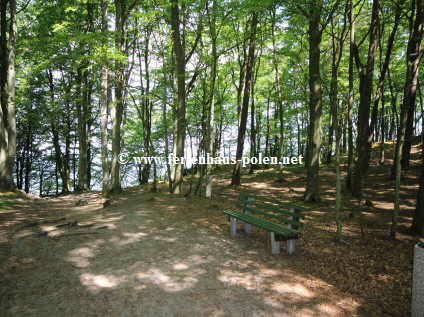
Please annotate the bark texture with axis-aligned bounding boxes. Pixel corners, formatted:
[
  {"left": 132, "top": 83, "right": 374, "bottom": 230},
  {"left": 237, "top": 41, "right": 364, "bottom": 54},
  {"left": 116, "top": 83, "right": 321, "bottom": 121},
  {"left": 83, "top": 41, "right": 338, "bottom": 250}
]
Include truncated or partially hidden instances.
[
  {"left": 304, "top": 4, "right": 323, "bottom": 202},
  {"left": 231, "top": 11, "right": 258, "bottom": 186},
  {"left": 170, "top": 0, "right": 186, "bottom": 194}
]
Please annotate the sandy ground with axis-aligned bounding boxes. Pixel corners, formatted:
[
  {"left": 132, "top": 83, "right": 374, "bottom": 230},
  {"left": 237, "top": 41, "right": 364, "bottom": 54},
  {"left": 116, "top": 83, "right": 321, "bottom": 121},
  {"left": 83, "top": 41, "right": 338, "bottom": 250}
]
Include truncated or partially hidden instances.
[{"left": 0, "top": 188, "right": 361, "bottom": 317}]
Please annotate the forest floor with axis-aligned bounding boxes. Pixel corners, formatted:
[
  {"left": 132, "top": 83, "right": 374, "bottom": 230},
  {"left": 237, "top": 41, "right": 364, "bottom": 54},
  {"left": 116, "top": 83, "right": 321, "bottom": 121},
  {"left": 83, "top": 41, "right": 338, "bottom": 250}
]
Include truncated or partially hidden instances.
[{"left": 0, "top": 142, "right": 423, "bottom": 317}]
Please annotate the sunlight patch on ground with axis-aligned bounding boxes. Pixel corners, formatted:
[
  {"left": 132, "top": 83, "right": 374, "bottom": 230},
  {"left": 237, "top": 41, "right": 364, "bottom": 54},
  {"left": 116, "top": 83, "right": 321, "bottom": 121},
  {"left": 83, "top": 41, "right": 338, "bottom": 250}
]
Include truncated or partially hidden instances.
[
  {"left": 153, "top": 235, "right": 177, "bottom": 242},
  {"left": 67, "top": 247, "right": 96, "bottom": 268},
  {"left": 173, "top": 263, "right": 189, "bottom": 270},
  {"left": 218, "top": 270, "right": 265, "bottom": 290},
  {"left": 109, "top": 231, "right": 149, "bottom": 246},
  {"left": 80, "top": 273, "right": 123, "bottom": 290},
  {"left": 136, "top": 268, "right": 198, "bottom": 292},
  {"left": 248, "top": 182, "right": 270, "bottom": 189},
  {"left": 271, "top": 282, "right": 314, "bottom": 298},
  {"left": 371, "top": 201, "right": 394, "bottom": 210},
  {"left": 92, "top": 214, "right": 124, "bottom": 223},
  {"left": 186, "top": 254, "right": 209, "bottom": 265}
]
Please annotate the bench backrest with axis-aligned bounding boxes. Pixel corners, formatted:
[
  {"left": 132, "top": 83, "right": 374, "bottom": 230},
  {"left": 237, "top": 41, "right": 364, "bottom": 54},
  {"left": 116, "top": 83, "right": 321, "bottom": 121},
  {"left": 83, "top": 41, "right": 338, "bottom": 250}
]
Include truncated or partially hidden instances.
[{"left": 236, "top": 192, "right": 305, "bottom": 230}]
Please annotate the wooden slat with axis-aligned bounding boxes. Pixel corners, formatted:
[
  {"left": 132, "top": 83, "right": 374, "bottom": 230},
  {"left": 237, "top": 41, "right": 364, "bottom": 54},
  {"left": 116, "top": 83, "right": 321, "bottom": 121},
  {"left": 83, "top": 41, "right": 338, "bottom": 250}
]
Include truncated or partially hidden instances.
[
  {"left": 225, "top": 211, "right": 293, "bottom": 235},
  {"left": 236, "top": 204, "right": 304, "bottom": 227},
  {"left": 223, "top": 210, "right": 299, "bottom": 238},
  {"left": 237, "top": 197, "right": 305, "bottom": 219},
  {"left": 240, "top": 192, "right": 306, "bottom": 211},
  {"left": 225, "top": 212, "right": 298, "bottom": 238}
]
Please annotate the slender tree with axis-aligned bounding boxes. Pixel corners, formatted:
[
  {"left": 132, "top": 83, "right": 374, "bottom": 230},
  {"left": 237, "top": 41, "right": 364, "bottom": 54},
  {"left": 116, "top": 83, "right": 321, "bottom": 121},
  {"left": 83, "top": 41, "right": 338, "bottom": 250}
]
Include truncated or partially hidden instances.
[
  {"left": 170, "top": 0, "right": 186, "bottom": 194},
  {"left": 304, "top": 2, "right": 323, "bottom": 202},
  {"left": 231, "top": 11, "right": 258, "bottom": 186},
  {"left": 351, "top": 0, "right": 380, "bottom": 198},
  {"left": 346, "top": 0, "right": 355, "bottom": 190},
  {"left": 205, "top": 0, "right": 217, "bottom": 197},
  {"left": 393, "top": 0, "right": 424, "bottom": 237},
  {"left": 100, "top": 0, "right": 110, "bottom": 198}
]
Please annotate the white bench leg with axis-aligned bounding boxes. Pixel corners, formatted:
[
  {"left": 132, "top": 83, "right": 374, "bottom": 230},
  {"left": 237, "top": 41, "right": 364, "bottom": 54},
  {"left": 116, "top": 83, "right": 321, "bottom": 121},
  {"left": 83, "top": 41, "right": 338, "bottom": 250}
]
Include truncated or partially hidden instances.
[
  {"left": 286, "top": 208, "right": 297, "bottom": 254},
  {"left": 271, "top": 233, "right": 280, "bottom": 255},
  {"left": 287, "top": 239, "right": 296, "bottom": 254},
  {"left": 243, "top": 209, "right": 251, "bottom": 234},
  {"left": 230, "top": 217, "right": 237, "bottom": 236},
  {"left": 243, "top": 223, "right": 251, "bottom": 234}
]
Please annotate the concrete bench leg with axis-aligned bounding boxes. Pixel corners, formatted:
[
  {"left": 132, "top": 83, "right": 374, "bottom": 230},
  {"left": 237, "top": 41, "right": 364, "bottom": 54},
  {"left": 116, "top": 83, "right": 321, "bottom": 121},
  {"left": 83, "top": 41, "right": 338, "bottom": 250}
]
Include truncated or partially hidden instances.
[
  {"left": 286, "top": 208, "right": 297, "bottom": 255},
  {"left": 230, "top": 217, "right": 237, "bottom": 236},
  {"left": 243, "top": 210, "right": 251, "bottom": 234},
  {"left": 243, "top": 223, "right": 251, "bottom": 234},
  {"left": 287, "top": 239, "right": 296, "bottom": 254},
  {"left": 271, "top": 233, "right": 280, "bottom": 255}
]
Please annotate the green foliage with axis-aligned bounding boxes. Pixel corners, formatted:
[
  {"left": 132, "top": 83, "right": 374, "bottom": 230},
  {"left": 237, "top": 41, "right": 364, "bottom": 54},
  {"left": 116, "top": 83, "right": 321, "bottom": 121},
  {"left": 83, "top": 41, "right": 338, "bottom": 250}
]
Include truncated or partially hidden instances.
[{"left": 12, "top": 0, "right": 417, "bottom": 192}]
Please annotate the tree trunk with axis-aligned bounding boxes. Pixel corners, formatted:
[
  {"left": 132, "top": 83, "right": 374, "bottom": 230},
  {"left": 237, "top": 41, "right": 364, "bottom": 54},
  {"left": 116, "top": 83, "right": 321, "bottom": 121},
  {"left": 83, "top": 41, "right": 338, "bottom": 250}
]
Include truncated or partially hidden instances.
[
  {"left": 231, "top": 11, "right": 258, "bottom": 186},
  {"left": 47, "top": 69, "right": 67, "bottom": 194},
  {"left": 77, "top": 68, "right": 88, "bottom": 191},
  {"left": 334, "top": 87, "right": 342, "bottom": 242},
  {"left": 380, "top": 87, "right": 386, "bottom": 164},
  {"left": 205, "top": 0, "right": 217, "bottom": 197},
  {"left": 100, "top": 0, "right": 110, "bottom": 198},
  {"left": 139, "top": 25, "right": 153, "bottom": 185},
  {"left": 170, "top": 0, "right": 186, "bottom": 194},
  {"left": 352, "top": 0, "right": 380, "bottom": 198},
  {"left": 304, "top": 5, "right": 323, "bottom": 202},
  {"left": 264, "top": 99, "right": 270, "bottom": 159},
  {"left": 86, "top": 81, "right": 93, "bottom": 189},
  {"left": 272, "top": 6, "right": 285, "bottom": 181},
  {"left": 111, "top": 0, "right": 125, "bottom": 194},
  {"left": 391, "top": 0, "right": 423, "bottom": 238},
  {"left": 249, "top": 68, "right": 257, "bottom": 174},
  {"left": 369, "top": 9, "right": 401, "bottom": 164},
  {"left": 24, "top": 130, "right": 31, "bottom": 193},
  {"left": 346, "top": 0, "right": 355, "bottom": 191},
  {"left": 328, "top": 6, "right": 348, "bottom": 164},
  {"left": 402, "top": 1, "right": 421, "bottom": 168},
  {"left": 0, "top": 0, "right": 16, "bottom": 191}
]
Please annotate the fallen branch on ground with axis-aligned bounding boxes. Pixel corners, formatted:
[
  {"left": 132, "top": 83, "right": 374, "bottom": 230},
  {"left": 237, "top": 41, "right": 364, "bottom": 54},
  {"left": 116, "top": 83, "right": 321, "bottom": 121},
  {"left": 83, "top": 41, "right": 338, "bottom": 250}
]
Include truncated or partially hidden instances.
[{"left": 17, "top": 218, "right": 67, "bottom": 231}]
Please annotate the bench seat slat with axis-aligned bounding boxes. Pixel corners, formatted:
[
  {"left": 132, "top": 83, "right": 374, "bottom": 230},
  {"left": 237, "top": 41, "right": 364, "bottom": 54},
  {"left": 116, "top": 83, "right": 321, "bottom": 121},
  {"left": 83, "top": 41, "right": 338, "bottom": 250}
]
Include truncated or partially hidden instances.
[
  {"left": 224, "top": 211, "right": 298, "bottom": 238},
  {"left": 240, "top": 192, "right": 306, "bottom": 211},
  {"left": 237, "top": 197, "right": 305, "bottom": 219},
  {"left": 236, "top": 203, "right": 304, "bottom": 227},
  {"left": 223, "top": 210, "right": 299, "bottom": 239},
  {"left": 237, "top": 200, "right": 305, "bottom": 222},
  {"left": 224, "top": 210, "right": 297, "bottom": 237}
]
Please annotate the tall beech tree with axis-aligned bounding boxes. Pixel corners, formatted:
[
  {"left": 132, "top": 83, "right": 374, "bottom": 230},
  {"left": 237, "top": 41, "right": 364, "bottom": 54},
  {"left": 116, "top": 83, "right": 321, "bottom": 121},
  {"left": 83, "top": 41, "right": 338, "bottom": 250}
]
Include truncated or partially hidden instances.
[
  {"left": 393, "top": 0, "right": 424, "bottom": 237},
  {"left": 205, "top": 0, "right": 217, "bottom": 197},
  {"left": 111, "top": 0, "right": 124, "bottom": 194},
  {"left": 0, "top": 0, "right": 17, "bottom": 191},
  {"left": 100, "top": 0, "right": 109, "bottom": 198},
  {"left": 231, "top": 10, "right": 258, "bottom": 186},
  {"left": 169, "top": 0, "right": 186, "bottom": 194},
  {"left": 302, "top": 1, "right": 324, "bottom": 202},
  {"left": 346, "top": 0, "right": 355, "bottom": 191},
  {"left": 271, "top": 6, "right": 285, "bottom": 182},
  {"left": 351, "top": 0, "right": 379, "bottom": 198},
  {"left": 401, "top": 0, "right": 422, "bottom": 168}
]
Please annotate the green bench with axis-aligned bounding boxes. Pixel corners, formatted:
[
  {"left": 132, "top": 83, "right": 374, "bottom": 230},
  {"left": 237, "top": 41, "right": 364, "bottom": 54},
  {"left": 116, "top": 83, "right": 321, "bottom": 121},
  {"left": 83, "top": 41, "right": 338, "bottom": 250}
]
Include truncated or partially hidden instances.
[{"left": 223, "top": 192, "right": 305, "bottom": 255}]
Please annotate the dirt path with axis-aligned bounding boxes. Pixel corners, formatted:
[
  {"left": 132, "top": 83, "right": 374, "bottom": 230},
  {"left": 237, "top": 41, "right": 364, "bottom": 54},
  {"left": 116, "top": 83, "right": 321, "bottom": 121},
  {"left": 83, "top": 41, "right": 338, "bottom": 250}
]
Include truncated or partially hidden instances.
[
  {"left": 0, "top": 188, "right": 368, "bottom": 316},
  {"left": 2, "top": 149, "right": 421, "bottom": 316}
]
